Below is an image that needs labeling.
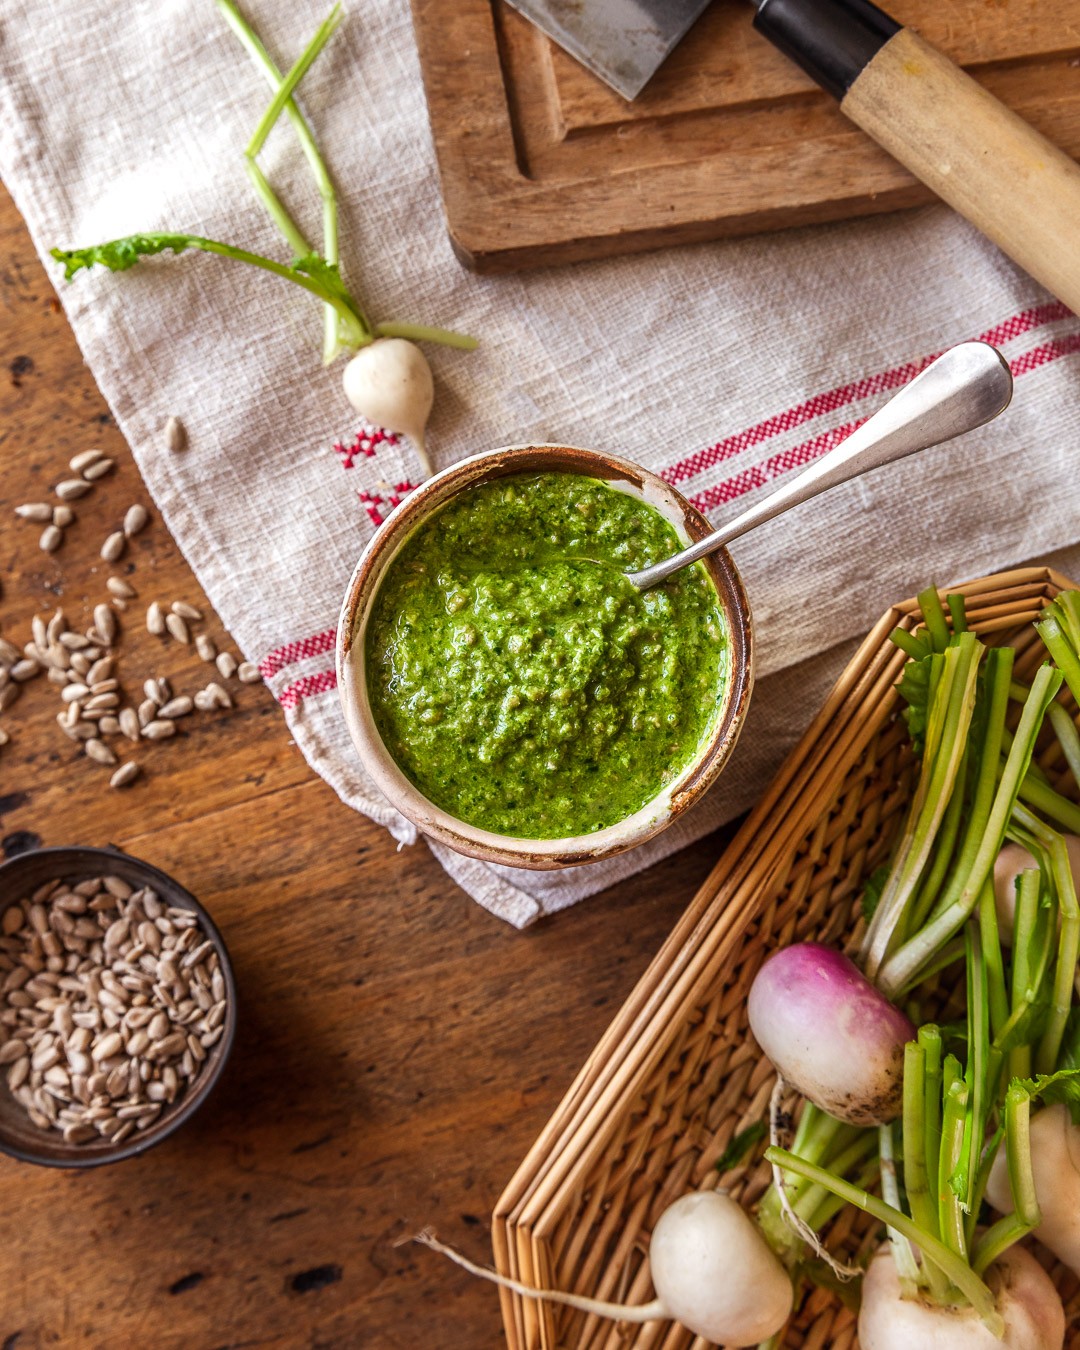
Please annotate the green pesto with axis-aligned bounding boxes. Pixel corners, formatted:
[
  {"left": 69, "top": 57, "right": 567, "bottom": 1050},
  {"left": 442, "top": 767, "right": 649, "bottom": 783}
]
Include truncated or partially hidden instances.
[{"left": 365, "top": 472, "right": 729, "bottom": 838}]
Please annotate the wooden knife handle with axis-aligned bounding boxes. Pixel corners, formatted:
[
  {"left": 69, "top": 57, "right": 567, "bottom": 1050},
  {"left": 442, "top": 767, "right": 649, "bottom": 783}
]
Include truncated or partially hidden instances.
[{"left": 754, "top": 0, "right": 1080, "bottom": 314}]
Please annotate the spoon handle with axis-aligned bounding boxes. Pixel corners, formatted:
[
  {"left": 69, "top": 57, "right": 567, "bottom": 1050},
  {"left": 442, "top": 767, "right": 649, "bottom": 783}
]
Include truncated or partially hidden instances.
[{"left": 628, "top": 341, "right": 1013, "bottom": 591}]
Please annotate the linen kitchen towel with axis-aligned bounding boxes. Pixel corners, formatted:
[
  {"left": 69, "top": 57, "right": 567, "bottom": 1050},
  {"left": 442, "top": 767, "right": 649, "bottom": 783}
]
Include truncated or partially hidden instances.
[{"left": 2, "top": 0, "right": 1079, "bottom": 926}]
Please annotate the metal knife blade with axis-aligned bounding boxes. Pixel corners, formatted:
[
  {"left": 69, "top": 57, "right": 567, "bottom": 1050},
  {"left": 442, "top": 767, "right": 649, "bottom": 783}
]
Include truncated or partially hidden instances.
[{"left": 504, "top": 0, "right": 713, "bottom": 100}]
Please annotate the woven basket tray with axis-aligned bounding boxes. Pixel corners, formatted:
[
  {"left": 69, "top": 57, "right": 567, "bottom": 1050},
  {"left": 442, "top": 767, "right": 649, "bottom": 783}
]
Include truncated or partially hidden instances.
[{"left": 493, "top": 566, "right": 1080, "bottom": 1350}]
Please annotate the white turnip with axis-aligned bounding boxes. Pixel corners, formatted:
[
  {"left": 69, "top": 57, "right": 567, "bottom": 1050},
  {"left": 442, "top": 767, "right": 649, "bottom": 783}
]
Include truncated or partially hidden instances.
[
  {"left": 986, "top": 1103, "right": 1080, "bottom": 1275},
  {"left": 343, "top": 338, "right": 435, "bottom": 477},
  {"left": 747, "top": 943, "right": 915, "bottom": 1124},
  {"left": 993, "top": 836, "right": 1080, "bottom": 943},
  {"left": 858, "top": 1239, "right": 1065, "bottom": 1349},
  {"left": 414, "top": 1189, "right": 792, "bottom": 1347}
]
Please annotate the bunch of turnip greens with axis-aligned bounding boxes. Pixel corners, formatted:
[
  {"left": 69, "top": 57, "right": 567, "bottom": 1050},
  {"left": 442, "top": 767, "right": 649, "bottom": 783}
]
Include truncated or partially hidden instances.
[{"left": 755, "top": 587, "right": 1080, "bottom": 1347}]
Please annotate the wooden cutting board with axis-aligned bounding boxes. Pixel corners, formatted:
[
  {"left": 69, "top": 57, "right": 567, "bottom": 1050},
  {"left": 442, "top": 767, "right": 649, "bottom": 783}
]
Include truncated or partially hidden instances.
[{"left": 408, "top": 0, "right": 1080, "bottom": 274}]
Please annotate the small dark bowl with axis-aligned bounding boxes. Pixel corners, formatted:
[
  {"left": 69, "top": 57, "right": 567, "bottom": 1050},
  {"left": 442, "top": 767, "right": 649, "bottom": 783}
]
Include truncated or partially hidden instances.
[{"left": 0, "top": 846, "right": 236, "bottom": 1168}]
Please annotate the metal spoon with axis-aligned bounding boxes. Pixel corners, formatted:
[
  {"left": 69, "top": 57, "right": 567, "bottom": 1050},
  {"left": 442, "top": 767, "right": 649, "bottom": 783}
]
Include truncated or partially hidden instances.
[{"left": 627, "top": 341, "right": 1013, "bottom": 590}]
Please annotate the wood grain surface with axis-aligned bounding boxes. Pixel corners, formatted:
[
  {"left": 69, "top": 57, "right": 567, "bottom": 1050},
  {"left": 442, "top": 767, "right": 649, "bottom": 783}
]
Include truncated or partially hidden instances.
[
  {"left": 0, "top": 183, "right": 735, "bottom": 1349},
  {"left": 410, "top": 0, "right": 1080, "bottom": 273}
]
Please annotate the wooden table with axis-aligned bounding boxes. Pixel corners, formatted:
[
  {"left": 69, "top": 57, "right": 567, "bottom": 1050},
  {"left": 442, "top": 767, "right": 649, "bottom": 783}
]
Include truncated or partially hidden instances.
[{"left": 0, "top": 183, "right": 732, "bottom": 1350}]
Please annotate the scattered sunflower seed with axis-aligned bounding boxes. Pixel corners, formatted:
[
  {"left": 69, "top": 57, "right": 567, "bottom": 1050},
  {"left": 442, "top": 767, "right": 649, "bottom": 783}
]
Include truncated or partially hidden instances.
[
  {"left": 69, "top": 449, "right": 105, "bottom": 473},
  {"left": 137, "top": 699, "right": 158, "bottom": 728},
  {"left": 119, "top": 708, "right": 140, "bottom": 741},
  {"left": 93, "top": 605, "right": 117, "bottom": 645},
  {"left": 109, "top": 762, "right": 140, "bottom": 789},
  {"left": 215, "top": 652, "right": 238, "bottom": 680},
  {"left": 165, "top": 614, "right": 190, "bottom": 644},
  {"left": 84, "top": 739, "right": 117, "bottom": 766},
  {"left": 10, "top": 659, "right": 40, "bottom": 682},
  {"left": 123, "top": 504, "right": 149, "bottom": 537},
  {"left": 52, "top": 505, "right": 75, "bottom": 528},
  {"left": 141, "top": 720, "right": 176, "bottom": 741},
  {"left": 204, "top": 682, "right": 233, "bottom": 710},
  {"left": 55, "top": 479, "right": 93, "bottom": 501},
  {"left": 106, "top": 577, "right": 136, "bottom": 600},
  {"left": 164, "top": 416, "right": 187, "bottom": 453},
  {"left": 237, "top": 662, "right": 260, "bottom": 684},
  {"left": 171, "top": 602, "right": 202, "bottom": 622},
  {"left": 146, "top": 602, "right": 166, "bottom": 637},
  {"left": 0, "top": 686, "right": 19, "bottom": 713},
  {"left": 81, "top": 458, "right": 115, "bottom": 482},
  {"left": 15, "top": 503, "right": 53, "bottom": 522},
  {"left": 100, "top": 532, "right": 126, "bottom": 563},
  {"left": 157, "top": 696, "right": 193, "bottom": 719},
  {"left": 195, "top": 634, "right": 217, "bottom": 662},
  {"left": 39, "top": 525, "right": 62, "bottom": 553}
]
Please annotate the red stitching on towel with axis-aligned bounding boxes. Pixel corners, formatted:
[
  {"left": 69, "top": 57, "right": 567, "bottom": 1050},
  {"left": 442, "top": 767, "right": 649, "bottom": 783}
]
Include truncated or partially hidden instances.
[
  {"left": 333, "top": 427, "right": 400, "bottom": 470},
  {"left": 1009, "top": 331, "right": 1080, "bottom": 377},
  {"left": 259, "top": 628, "right": 337, "bottom": 679},
  {"left": 357, "top": 480, "right": 419, "bottom": 528},
  {"left": 660, "top": 301, "right": 1075, "bottom": 488},
  {"left": 278, "top": 668, "right": 338, "bottom": 709}
]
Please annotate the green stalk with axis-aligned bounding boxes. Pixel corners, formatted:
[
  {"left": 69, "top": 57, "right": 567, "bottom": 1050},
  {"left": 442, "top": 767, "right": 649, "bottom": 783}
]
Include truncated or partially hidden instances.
[
  {"left": 1048, "top": 702, "right": 1080, "bottom": 793},
  {"left": 1016, "top": 771, "right": 1080, "bottom": 835},
  {"left": 764, "top": 1147, "right": 1004, "bottom": 1335},
  {"left": 878, "top": 663, "right": 1061, "bottom": 997},
  {"left": 902, "top": 1041, "right": 951, "bottom": 1298},
  {"left": 978, "top": 881, "right": 1010, "bottom": 1042},
  {"left": 1008, "top": 868, "right": 1042, "bottom": 1081},
  {"left": 246, "top": 7, "right": 343, "bottom": 161},
  {"left": 794, "top": 1131, "right": 879, "bottom": 1225},
  {"left": 863, "top": 635, "right": 982, "bottom": 977},
  {"left": 938, "top": 1071, "right": 969, "bottom": 1260},
  {"left": 1036, "top": 611, "right": 1080, "bottom": 706},
  {"left": 971, "top": 1089, "right": 1040, "bottom": 1275},
  {"left": 216, "top": 0, "right": 361, "bottom": 359},
  {"left": 374, "top": 321, "right": 480, "bottom": 351},
  {"left": 907, "top": 741, "right": 968, "bottom": 936},
  {"left": 880, "top": 1123, "right": 922, "bottom": 1288},
  {"left": 947, "top": 594, "right": 969, "bottom": 633},
  {"left": 919, "top": 585, "right": 952, "bottom": 653},
  {"left": 891, "top": 627, "right": 928, "bottom": 661},
  {"left": 961, "top": 923, "right": 990, "bottom": 1242},
  {"left": 1037, "top": 831, "right": 1080, "bottom": 1073},
  {"left": 920, "top": 1025, "right": 943, "bottom": 1211}
]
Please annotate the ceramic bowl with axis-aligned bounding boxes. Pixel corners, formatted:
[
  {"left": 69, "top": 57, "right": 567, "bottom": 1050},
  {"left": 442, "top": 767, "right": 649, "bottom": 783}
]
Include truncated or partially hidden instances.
[
  {"left": 337, "top": 445, "right": 753, "bottom": 869},
  {"left": 0, "top": 846, "right": 236, "bottom": 1168}
]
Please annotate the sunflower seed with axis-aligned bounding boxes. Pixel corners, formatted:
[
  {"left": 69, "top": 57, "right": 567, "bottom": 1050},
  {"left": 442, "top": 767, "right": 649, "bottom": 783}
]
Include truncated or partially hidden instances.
[
  {"left": 141, "top": 720, "right": 175, "bottom": 742},
  {"left": 16, "top": 503, "right": 53, "bottom": 522},
  {"left": 84, "top": 739, "right": 117, "bottom": 766},
  {"left": 165, "top": 613, "right": 190, "bottom": 644},
  {"left": 0, "top": 637, "right": 20, "bottom": 664},
  {"left": 123, "top": 504, "right": 149, "bottom": 537},
  {"left": 91, "top": 1032, "right": 123, "bottom": 1062},
  {"left": 82, "top": 457, "right": 115, "bottom": 482},
  {"left": 195, "top": 634, "right": 217, "bottom": 662},
  {"left": 205, "top": 682, "right": 233, "bottom": 709},
  {"left": 86, "top": 657, "right": 114, "bottom": 685},
  {"left": 146, "top": 602, "right": 165, "bottom": 636},
  {"left": 10, "top": 659, "right": 40, "bottom": 682},
  {"left": 214, "top": 652, "right": 238, "bottom": 679},
  {"left": 106, "top": 576, "right": 136, "bottom": 600},
  {"left": 84, "top": 693, "right": 119, "bottom": 712},
  {"left": 164, "top": 416, "right": 187, "bottom": 452},
  {"left": 109, "top": 762, "right": 140, "bottom": 789},
  {"left": 237, "top": 662, "right": 260, "bottom": 684},
  {"left": 70, "top": 449, "right": 104, "bottom": 473},
  {"left": 92, "top": 605, "right": 117, "bottom": 645},
  {"left": 39, "top": 525, "right": 62, "bottom": 553},
  {"left": 56, "top": 479, "right": 93, "bottom": 501},
  {"left": 158, "top": 696, "right": 193, "bottom": 719},
  {"left": 59, "top": 632, "right": 89, "bottom": 651},
  {"left": 61, "top": 683, "right": 90, "bottom": 703},
  {"left": 0, "top": 685, "right": 19, "bottom": 713},
  {"left": 137, "top": 699, "right": 157, "bottom": 728},
  {"left": 119, "top": 708, "right": 140, "bottom": 741},
  {"left": 100, "top": 532, "right": 125, "bottom": 563},
  {"left": 171, "top": 602, "right": 201, "bottom": 622},
  {"left": 52, "top": 505, "right": 75, "bottom": 528}
]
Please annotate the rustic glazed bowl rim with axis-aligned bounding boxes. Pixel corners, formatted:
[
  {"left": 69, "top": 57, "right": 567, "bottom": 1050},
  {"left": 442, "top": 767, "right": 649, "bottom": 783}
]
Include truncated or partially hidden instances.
[
  {"left": 337, "top": 445, "right": 754, "bottom": 869},
  {"left": 0, "top": 845, "right": 237, "bottom": 1168}
]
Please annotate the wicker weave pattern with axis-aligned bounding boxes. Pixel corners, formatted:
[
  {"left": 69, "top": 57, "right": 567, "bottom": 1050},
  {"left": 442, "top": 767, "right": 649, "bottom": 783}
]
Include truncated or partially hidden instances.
[{"left": 494, "top": 568, "right": 1080, "bottom": 1350}]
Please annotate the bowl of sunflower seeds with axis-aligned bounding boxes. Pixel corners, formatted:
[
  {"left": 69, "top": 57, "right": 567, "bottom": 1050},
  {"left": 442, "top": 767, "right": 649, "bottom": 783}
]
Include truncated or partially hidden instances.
[{"left": 0, "top": 845, "right": 235, "bottom": 1166}]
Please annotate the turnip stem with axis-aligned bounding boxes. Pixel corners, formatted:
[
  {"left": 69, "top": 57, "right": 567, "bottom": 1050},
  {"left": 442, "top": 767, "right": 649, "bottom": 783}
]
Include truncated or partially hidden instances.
[
  {"left": 947, "top": 594, "right": 969, "bottom": 633},
  {"left": 971, "top": 1213, "right": 1033, "bottom": 1278},
  {"left": 920, "top": 1025, "right": 943, "bottom": 1211},
  {"left": 794, "top": 1132, "right": 878, "bottom": 1227},
  {"left": 1036, "top": 612, "right": 1080, "bottom": 707},
  {"left": 1036, "top": 831, "right": 1080, "bottom": 1073},
  {"left": 1016, "top": 770, "right": 1080, "bottom": 835},
  {"left": 375, "top": 321, "right": 480, "bottom": 351},
  {"left": 878, "top": 663, "right": 1060, "bottom": 997},
  {"left": 902, "top": 1044, "right": 937, "bottom": 1240},
  {"left": 938, "top": 1073, "right": 969, "bottom": 1261},
  {"left": 978, "top": 883, "right": 1010, "bottom": 1042},
  {"left": 409, "top": 1230, "right": 665, "bottom": 1323},
  {"left": 890, "top": 627, "right": 927, "bottom": 662},
  {"left": 242, "top": 158, "right": 311, "bottom": 256},
  {"left": 879, "top": 1123, "right": 921, "bottom": 1288},
  {"left": 919, "top": 585, "right": 952, "bottom": 654},
  {"left": 245, "top": 7, "right": 343, "bottom": 162},
  {"left": 764, "top": 1148, "right": 1003, "bottom": 1335},
  {"left": 1047, "top": 702, "right": 1080, "bottom": 794},
  {"left": 962, "top": 922, "right": 990, "bottom": 1228}
]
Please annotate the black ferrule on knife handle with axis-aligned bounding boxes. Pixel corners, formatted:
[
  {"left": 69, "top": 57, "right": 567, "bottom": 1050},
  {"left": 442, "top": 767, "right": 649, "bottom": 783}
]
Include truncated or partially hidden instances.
[{"left": 753, "top": 0, "right": 900, "bottom": 101}]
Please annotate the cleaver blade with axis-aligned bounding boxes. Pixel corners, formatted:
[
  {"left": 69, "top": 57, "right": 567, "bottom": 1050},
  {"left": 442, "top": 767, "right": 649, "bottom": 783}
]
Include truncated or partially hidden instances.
[{"left": 504, "top": 0, "right": 713, "bottom": 100}]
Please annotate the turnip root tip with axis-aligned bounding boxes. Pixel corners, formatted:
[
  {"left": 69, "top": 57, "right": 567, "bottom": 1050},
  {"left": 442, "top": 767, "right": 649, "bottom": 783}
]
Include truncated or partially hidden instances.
[
  {"left": 748, "top": 943, "right": 915, "bottom": 1125},
  {"left": 342, "top": 338, "right": 435, "bottom": 477},
  {"left": 859, "top": 1240, "right": 1064, "bottom": 1349}
]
